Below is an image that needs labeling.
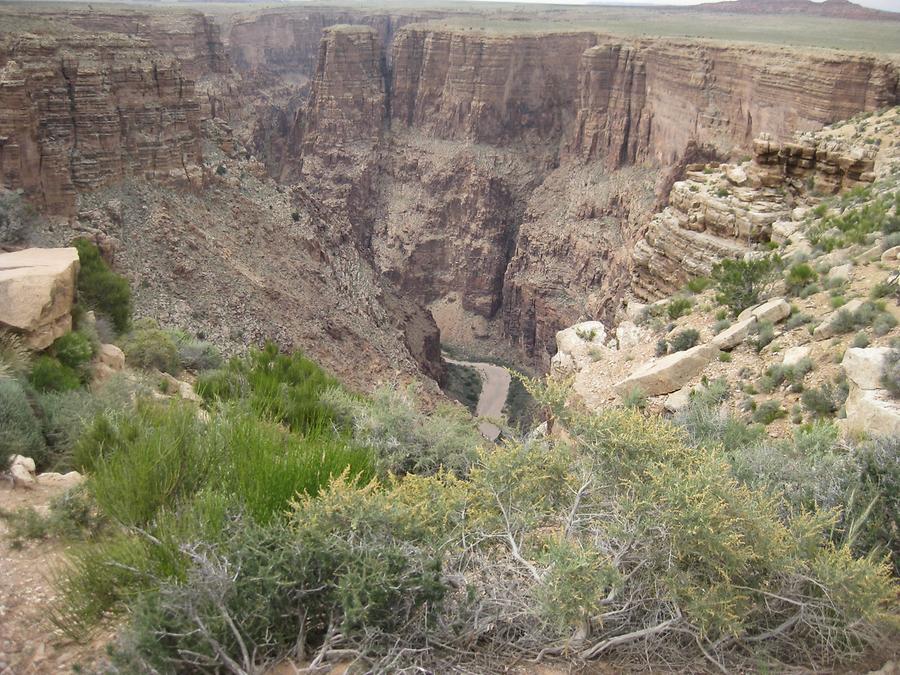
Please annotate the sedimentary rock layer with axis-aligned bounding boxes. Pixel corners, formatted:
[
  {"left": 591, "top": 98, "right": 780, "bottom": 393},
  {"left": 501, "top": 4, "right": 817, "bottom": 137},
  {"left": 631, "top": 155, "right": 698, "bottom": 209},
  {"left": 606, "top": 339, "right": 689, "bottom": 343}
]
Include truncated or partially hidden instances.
[{"left": 0, "top": 33, "right": 202, "bottom": 214}]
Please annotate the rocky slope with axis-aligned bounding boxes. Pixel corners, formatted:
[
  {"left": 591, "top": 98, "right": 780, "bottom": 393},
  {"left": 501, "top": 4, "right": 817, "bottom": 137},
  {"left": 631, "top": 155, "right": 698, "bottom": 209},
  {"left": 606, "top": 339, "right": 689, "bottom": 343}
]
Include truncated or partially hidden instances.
[{"left": 552, "top": 107, "right": 900, "bottom": 438}]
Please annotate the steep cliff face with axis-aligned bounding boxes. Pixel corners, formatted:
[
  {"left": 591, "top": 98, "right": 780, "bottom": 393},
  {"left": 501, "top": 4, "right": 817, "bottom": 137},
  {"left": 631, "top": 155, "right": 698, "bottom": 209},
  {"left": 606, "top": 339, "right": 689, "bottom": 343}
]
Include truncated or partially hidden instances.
[
  {"left": 0, "top": 33, "right": 202, "bottom": 215},
  {"left": 571, "top": 39, "right": 899, "bottom": 169},
  {"left": 391, "top": 29, "right": 597, "bottom": 145}
]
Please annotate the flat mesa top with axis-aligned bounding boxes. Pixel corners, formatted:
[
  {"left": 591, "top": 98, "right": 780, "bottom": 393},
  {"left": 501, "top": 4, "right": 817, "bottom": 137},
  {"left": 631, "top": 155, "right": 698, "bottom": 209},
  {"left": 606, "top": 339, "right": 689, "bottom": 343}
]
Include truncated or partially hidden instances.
[{"left": 0, "top": 2, "right": 899, "bottom": 54}]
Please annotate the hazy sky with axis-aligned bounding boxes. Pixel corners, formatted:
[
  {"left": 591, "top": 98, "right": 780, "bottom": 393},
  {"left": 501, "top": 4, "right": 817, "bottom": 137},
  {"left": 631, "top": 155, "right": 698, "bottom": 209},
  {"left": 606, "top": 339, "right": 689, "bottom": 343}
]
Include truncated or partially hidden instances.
[{"left": 478, "top": 0, "right": 900, "bottom": 11}]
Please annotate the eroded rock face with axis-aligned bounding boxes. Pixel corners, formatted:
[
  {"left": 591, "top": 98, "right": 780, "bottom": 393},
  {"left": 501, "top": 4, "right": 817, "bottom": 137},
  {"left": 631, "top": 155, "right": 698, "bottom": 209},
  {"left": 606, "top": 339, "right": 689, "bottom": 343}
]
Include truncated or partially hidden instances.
[
  {"left": 0, "top": 247, "right": 78, "bottom": 349},
  {"left": 571, "top": 38, "right": 897, "bottom": 169},
  {"left": 0, "top": 33, "right": 203, "bottom": 215}
]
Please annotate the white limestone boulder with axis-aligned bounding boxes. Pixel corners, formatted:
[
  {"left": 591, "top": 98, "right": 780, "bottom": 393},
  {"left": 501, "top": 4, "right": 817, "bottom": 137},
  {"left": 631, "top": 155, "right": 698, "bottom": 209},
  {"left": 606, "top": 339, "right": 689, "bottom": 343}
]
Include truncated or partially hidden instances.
[
  {"left": 827, "top": 263, "right": 853, "bottom": 282},
  {"left": 712, "top": 316, "right": 756, "bottom": 351},
  {"left": 99, "top": 343, "right": 126, "bottom": 370},
  {"left": 842, "top": 347, "right": 891, "bottom": 390},
  {"left": 615, "top": 321, "right": 647, "bottom": 351},
  {"left": 614, "top": 343, "right": 717, "bottom": 398},
  {"left": 782, "top": 345, "right": 811, "bottom": 368},
  {"left": 737, "top": 297, "right": 791, "bottom": 324},
  {"left": 813, "top": 298, "right": 865, "bottom": 341},
  {"left": 0, "top": 248, "right": 80, "bottom": 350},
  {"left": 664, "top": 387, "right": 693, "bottom": 414},
  {"left": 551, "top": 321, "right": 608, "bottom": 376},
  {"left": 845, "top": 387, "right": 900, "bottom": 438},
  {"left": 881, "top": 246, "right": 900, "bottom": 264}
]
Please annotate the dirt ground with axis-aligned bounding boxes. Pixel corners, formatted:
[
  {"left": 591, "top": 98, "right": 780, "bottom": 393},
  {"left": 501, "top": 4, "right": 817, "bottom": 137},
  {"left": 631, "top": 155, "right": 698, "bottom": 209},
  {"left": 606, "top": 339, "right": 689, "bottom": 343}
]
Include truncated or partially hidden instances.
[{"left": 0, "top": 482, "right": 109, "bottom": 675}]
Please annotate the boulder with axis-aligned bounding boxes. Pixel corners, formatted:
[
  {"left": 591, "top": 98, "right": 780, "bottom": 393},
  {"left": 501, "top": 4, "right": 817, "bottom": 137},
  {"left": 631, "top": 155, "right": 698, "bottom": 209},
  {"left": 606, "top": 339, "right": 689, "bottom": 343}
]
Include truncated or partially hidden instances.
[
  {"left": 842, "top": 347, "right": 891, "bottom": 390},
  {"left": 882, "top": 246, "right": 900, "bottom": 264},
  {"left": 614, "top": 343, "right": 717, "bottom": 398},
  {"left": 845, "top": 387, "right": 900, "bottom": 438},
  {"left": 813, "top": 298, "right": 865, "bottom": 340},
  {"left": 771, "top": 220, "right": 798, "bottom": 244},
  {"left": 625, "top": 301, "right": 647, "bottom": 323},
  {"left": 827, "top": 263, "right": 853, "bottom": 282},
  {"left": 551, "top": 321, "right": 609, "bottom": 376},
  {"left": 858, "top": 244, "right": 883, "bottom": 263},
  {"left": 782, "top": 345, "right": 811, "bottom": 368},
  {"left": 7, "top": 455, "right": 36, "bottom": 488},
  {"left": 37, "top": 470, "right": 85, "bottom": 489},
  {"left": 8, "top": 454, "right": 36, "bottom": 473},
  {"left": 0, "top": 248, "right": 80, "bottom": 350},
  {"left": 712, "top": 316, "right": 756, "bottom": 350},
  {"left": 615, "top": 321, "right": 647, "bottom": 351},
  {"left": 737, "top": 298, "right": 791, "bottom": 324},
  {"left": 99, "top": 343, "right": 126, "bottom": 370},
  {"left": 92, "top": 362, "right": 117, "bottom": 383},
  {"left": 159, "top": 372, "right": 202, "bottom": 403},
  {"left": 816, "top": 249, "right": 850, "bottom": 269},
  {"left": 10, "top": 462, "right": 36, "bottom": 487},
  {"left": 664, "top": 387, "right": 693, "bottom": 413},
  {"left": 725, "top": 165, "right": 748, "bottom": 186}
]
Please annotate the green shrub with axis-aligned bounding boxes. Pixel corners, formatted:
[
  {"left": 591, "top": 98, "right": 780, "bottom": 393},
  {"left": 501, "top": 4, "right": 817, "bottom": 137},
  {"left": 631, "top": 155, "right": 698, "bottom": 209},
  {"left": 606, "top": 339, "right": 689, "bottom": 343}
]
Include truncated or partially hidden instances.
[
  {"left": 669, "top": 328, "right": 700, "bottom": 352},
  {"left": 216, "top": 410, "right": 373, "bottom": 524},
  {"left": 710, "top": 255, "right": 777, "bottom": 316},
  {"left": 620, "top": 386, "right": 647, "bottom": 410},
  {"left": 785, "top": 263, "right": 817, "bottom": 296},
  {"left": 0, "top": 191, "right": 37, "bottom": 243},
  {"left": 882, "top": 350, "right": 900, "bottom": 397},
  {"left": 718, "top": 351, "right": 732, "bottom": 363},
  {"left": 442, "top": 362, "right": 482, "bottom": 413},
  {"left": 873, "top": 312, "right": 898, "bottom": 336},
  {"left": 786, "top": 312, "right": 813, "bottom": 330},
  {"left": 655, "top": 338, "right": 669, "bottom": 356},
  {"left": 37, "top": 375, "right": 141, "bottom": 470},
  {"left": 0, "top": 378, "right": 46, "bottom": 466},
  {"left": 119, "top": 326, "right": 180, "bottom": 375},
  {"left": 86, "top": 401, "right": 211, "bottom": 528},
  {"left": 72, "top": 238, "right": 132, "bottom": 334},
  {"left": 176, "top": 338, "right": 223, "bottom": 372},
  {"left": 198, "top": 344, "right": 338, "bottom": 433},
  {"left": 799, "top": 282, "right": 820, "bottom": 298},
  {"left": 752, "top": 400, "right": 787, "bottom": 425},
  {"left": 51, "top": 331, "right": 94, "bottom": 375},
  {"left": 751, "top": 320, "right": 775, "bottom": 353},
  {"left": 323, "top": 385, "right": 480, "bottom": 478},
  {"left": 852, "top": 331, "right": 871, "bottom": 348},
  {"left": 802, "top": 385, "right": 839, "bottom": 418},
  {"left": 686, "top": 276, "right": 712, "bottom": 293},
  {"left": 870, "top": 279, "right": 897, "bottom": 300},
  {"left": 667, "top": 297, "right": 693, "bottom": 319},
  {"left": 0, "top": 487, "right": 105, "bottom": 546},
  {"left": 28, "top": 356, "right": 81, "bottom": 393},
  {"left": 758, "top": 359, "right": 812, "bottom": 394}
]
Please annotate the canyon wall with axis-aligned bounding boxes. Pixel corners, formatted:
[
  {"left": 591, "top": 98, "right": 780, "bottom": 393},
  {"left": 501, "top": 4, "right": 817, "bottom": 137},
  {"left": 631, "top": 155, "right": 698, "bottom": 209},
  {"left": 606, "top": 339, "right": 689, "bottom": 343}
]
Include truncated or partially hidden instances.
[
  {"left": 291, "top": 24, "right": 897, "bottom": 362},
  {"left": 571, "top": 39, "right": 899, "bottom": 169},
  {"left": 0, "top": 32, "right": 202, "bottom": 215}
]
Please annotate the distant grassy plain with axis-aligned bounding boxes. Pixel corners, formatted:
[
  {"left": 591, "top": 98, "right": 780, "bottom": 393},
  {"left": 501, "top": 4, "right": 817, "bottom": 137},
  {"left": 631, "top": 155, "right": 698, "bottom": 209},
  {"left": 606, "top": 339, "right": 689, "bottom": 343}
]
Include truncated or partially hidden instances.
[{"left": 1, "top": 1, "right": 898, "bottom": 53}]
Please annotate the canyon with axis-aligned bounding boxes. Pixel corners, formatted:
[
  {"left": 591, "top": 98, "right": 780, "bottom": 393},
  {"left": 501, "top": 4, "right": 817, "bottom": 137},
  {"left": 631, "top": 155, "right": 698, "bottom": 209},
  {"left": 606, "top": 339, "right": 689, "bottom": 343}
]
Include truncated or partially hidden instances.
[{"left": 0, "top": 3, "right": 898, "bottom": 384}]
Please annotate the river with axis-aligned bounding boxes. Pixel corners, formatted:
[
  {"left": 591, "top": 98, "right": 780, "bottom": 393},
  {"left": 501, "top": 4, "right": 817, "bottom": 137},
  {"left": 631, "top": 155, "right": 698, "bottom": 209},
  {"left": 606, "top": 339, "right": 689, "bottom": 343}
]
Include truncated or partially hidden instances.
[{"left": 444, "top": 357, "right": 511, "bottom": 441}]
